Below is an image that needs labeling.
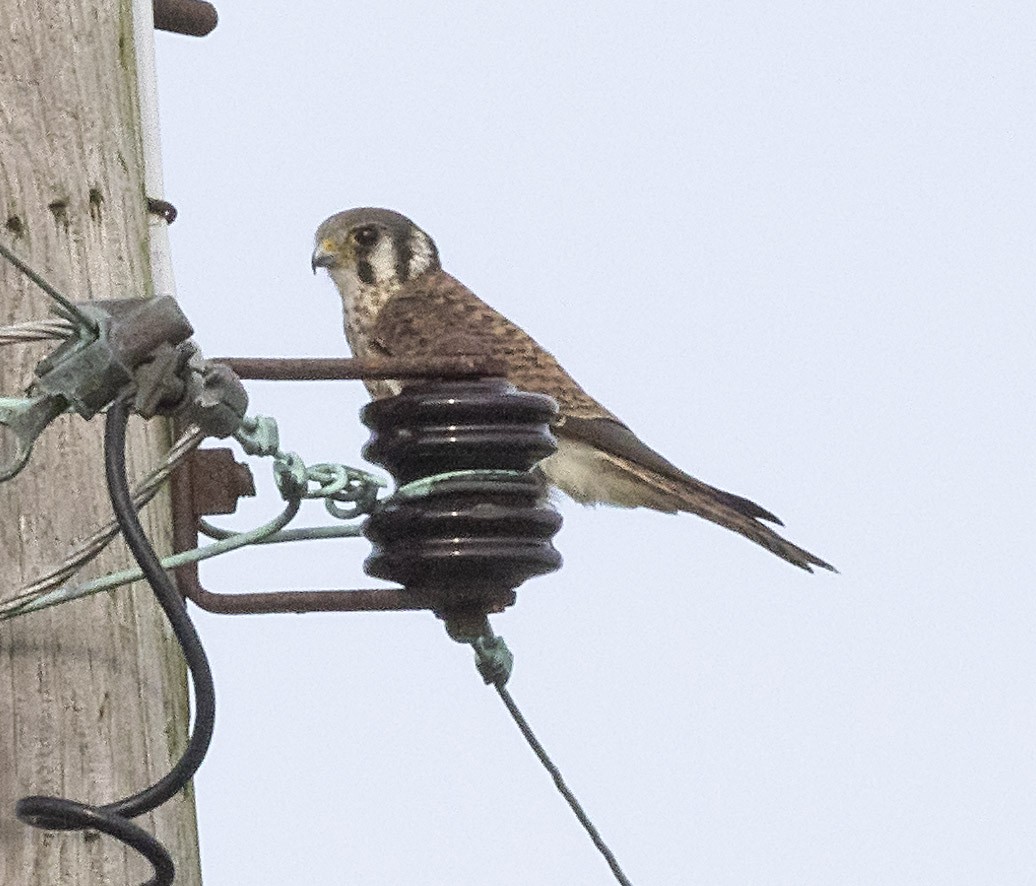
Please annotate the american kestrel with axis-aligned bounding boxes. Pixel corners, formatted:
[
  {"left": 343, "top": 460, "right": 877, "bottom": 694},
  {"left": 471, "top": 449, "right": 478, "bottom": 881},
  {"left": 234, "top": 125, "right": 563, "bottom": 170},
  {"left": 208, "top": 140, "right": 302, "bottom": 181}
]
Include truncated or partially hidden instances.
[{"left": 312, "top": 208, "right": 833, "bottom": 572}]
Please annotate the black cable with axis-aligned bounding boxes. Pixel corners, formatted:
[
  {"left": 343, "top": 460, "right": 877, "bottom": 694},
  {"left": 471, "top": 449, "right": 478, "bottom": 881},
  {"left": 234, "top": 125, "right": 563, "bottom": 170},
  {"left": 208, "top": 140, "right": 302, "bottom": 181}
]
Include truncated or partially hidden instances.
[
  {"left": 100, "top": 397, "right": 215, "bottom": 817},
  {"left": 16, "top": 796, "right": 174, "bottom": 885},
  {"left": 16, "top": 397, "right": 216, "bottom": 886}
]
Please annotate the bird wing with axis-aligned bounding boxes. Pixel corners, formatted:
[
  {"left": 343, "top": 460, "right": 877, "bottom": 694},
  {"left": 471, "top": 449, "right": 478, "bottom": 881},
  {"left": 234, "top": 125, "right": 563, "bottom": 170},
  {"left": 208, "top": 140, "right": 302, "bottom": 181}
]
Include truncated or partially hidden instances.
[
  {"left": 369, "top": 272, "right": 618, "bottom": 420},
  {"left": 557, "top": 414, "right": 784, "bottom": 525}
]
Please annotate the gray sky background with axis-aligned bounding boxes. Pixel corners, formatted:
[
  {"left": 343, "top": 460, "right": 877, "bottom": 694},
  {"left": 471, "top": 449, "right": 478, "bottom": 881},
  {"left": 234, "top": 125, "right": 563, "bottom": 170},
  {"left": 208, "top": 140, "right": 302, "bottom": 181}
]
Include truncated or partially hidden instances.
[{"left": 154, "top": 3, "right": 1034, "bottom": 884}]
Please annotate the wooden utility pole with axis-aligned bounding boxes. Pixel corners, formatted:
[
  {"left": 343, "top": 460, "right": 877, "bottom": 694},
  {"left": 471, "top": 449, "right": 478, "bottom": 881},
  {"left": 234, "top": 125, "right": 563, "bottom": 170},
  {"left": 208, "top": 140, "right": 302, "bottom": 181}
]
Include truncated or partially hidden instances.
[{"left": 0, "top": 1, "right": 202, "bottom": 883}]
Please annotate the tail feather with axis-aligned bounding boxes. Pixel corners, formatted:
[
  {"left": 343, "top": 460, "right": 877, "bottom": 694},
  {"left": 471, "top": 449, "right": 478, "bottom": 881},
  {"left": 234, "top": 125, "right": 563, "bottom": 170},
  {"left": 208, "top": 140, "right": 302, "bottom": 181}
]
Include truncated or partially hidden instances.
[
  {"left": 540, "top": 432, "right": 835, "bottom": 573},
  {"left": 711, "top": 488, "right": 784, "bottom": 526},
  {"left": 601, "top": 452, "right": 835, "bottom": 572}
]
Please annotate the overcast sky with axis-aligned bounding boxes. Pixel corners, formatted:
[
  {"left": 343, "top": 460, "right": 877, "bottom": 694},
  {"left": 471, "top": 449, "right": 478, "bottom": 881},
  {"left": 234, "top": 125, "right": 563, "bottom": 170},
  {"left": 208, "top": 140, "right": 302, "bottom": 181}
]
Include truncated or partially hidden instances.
[{"left": 154, "top": 3, "right": 1034, "bottom": 883}]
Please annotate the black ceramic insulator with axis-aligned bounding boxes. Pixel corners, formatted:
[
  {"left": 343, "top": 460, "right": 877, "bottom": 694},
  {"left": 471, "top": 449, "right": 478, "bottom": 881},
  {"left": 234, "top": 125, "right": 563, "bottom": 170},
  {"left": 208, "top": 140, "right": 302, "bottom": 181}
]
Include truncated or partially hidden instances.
[
  {"left": 361, "top": 377, "right": 559, "bottom": 483},
  {"left": 361, "top": 378, "right": 563, "bottom": 611}
]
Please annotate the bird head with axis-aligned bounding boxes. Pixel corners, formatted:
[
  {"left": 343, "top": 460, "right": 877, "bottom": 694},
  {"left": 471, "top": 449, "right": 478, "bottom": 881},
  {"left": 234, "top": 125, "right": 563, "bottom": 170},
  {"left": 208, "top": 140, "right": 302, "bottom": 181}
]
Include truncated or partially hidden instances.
[{"left": 311, "top": 208, "right": 441, "bottom": 297}]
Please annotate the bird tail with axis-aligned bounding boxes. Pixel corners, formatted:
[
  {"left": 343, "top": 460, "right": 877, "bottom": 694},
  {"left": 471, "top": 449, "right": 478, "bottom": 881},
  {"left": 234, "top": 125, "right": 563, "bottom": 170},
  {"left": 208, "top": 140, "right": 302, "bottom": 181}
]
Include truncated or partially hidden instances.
[
  {"left": 605, "top": 451, "right": 835, "bottom": 572},
  {"left": 542, "top": 433, "right": 835, "bottom": 573}
]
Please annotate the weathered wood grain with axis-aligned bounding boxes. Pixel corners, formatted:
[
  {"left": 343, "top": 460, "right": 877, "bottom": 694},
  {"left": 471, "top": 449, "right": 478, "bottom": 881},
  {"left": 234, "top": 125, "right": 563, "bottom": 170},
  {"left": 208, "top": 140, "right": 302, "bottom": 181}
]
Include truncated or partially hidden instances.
[{"left": 0, "top": 1, "right": 202, "bottom": 882}]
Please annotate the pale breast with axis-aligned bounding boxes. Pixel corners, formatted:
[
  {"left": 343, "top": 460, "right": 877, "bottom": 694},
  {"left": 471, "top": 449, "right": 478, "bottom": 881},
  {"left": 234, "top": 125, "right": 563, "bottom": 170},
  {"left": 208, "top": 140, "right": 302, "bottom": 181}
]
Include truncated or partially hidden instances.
[
  {"left": 338, "top": 279, "right": 397, "bottom": 359},
  {"left": 341, "top": 290, "right": 406, "bottom": 399}
]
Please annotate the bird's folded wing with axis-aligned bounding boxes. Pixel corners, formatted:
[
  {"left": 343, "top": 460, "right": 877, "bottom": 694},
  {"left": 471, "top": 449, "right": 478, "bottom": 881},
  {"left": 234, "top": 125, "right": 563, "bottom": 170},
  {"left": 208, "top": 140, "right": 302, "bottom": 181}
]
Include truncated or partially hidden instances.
[
  {"left": 370, "top": 275, "right": 619, "bottom": 420},
  {"left": 557, "top": 414, "right": 785, "bottom": 526}
]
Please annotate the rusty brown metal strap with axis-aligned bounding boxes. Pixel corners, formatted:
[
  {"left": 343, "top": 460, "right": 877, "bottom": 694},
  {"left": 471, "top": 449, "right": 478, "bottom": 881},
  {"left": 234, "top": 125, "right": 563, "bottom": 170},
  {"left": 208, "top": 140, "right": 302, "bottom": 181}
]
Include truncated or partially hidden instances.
[
  {"left": 212, "top": 355, "right": 507, "bottom": 381},
  {"left": 170, "top": 449, "right": 440, "bottom": 614}
]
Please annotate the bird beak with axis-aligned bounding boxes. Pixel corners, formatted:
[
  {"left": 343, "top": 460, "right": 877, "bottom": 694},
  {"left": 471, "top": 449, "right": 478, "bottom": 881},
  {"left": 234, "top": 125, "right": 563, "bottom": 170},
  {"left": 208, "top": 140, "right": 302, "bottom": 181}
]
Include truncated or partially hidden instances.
[{"left": 311, "top": 241, "right": 336, "bottom": 274}]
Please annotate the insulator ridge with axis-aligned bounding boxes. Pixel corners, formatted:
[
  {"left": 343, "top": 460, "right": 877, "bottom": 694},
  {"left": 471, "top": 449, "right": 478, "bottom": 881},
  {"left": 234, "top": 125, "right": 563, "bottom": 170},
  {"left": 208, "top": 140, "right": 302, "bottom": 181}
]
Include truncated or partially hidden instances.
[{"left": 362, "top": 378, "right": 564, "bottom": 620}]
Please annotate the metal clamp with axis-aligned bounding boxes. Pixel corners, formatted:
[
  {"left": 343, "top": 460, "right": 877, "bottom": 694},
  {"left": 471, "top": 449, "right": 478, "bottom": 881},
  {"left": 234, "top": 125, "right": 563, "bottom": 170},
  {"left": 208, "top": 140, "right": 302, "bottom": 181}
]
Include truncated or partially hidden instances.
[
  {"left": 33, "top": 297, "right": 194, "bottom": 418},
  {"left": 0, "top": 395, "right": 68, "bottom": 481},
  {"left": 1, "top": 297, "right": 251, "bottom": 483}
]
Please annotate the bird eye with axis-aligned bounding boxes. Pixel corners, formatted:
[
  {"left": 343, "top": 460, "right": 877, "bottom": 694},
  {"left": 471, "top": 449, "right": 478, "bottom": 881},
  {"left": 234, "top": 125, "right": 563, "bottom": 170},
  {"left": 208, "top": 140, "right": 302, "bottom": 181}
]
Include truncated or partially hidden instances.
[{"left": 352, "top": 226, "right": 379, "bottom": 248}]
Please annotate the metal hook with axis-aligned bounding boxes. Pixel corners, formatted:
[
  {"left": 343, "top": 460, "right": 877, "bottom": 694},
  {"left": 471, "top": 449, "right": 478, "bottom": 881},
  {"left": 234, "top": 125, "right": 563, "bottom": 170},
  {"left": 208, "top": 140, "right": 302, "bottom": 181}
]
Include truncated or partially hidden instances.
[{"left": 0, "top": 394, "right": 67, "bottom": 481}]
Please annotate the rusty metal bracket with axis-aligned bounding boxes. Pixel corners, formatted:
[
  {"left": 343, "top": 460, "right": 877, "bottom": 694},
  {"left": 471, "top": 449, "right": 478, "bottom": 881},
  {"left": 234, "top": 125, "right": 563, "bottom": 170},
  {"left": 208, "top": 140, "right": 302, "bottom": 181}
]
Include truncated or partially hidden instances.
[
  {"left": 215, "top": 354, "right": 507, "bottom": 381},
  {"left": 170, "top": 355, "right": 515, "bottom": 615}
]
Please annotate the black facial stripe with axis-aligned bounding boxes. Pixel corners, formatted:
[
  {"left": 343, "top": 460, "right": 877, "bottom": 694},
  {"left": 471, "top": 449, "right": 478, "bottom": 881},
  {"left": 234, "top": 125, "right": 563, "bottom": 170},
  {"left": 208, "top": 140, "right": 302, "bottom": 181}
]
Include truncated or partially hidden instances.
[
  {"left": 394, "top": 229, "right": 413, "bottom": 282},
  {"left": 357, "top": 260, "right": 375, "bottom": 284}
]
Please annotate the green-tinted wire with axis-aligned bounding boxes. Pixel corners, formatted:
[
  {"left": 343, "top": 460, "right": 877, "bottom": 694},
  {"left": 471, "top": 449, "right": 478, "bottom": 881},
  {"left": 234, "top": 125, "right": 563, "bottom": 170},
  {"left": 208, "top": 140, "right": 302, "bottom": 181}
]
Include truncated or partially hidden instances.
[
  {"left": 0, "top": 498, "right": 304, "bottom": 619},
  {"left": 474, "top": 641, "right": 635, "bottom": 886}
]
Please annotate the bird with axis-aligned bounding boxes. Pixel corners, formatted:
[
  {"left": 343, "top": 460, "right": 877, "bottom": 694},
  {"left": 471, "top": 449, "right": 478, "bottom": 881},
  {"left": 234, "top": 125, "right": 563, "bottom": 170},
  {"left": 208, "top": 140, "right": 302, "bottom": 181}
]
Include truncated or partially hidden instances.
[{"left": 312, "top": 207, "right": 834, "bottom": 572}]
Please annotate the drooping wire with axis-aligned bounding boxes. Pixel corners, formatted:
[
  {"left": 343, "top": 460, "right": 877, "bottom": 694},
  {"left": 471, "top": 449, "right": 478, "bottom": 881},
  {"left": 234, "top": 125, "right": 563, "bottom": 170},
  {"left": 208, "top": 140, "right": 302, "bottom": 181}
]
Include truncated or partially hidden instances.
[
  {"left": 473, "top": 640, "right": 634, "bottom": 886},
  {"left": 0, "top": 239, "right": 99, "bottom": 334},
  {"left": 16, "top": 397, "right": 216, "bottom": 886},
  {"left": 100, "top": 397, "right": 216, "bottom": 815},
  {"left": 6, "top": 498, "right": 303, "bottom": 618},
  {"left": 2, "top": 415, "right": 386, "bottom": 620},
  {"left": 0, "top": 424, "right": 205, "bottom": 616}
]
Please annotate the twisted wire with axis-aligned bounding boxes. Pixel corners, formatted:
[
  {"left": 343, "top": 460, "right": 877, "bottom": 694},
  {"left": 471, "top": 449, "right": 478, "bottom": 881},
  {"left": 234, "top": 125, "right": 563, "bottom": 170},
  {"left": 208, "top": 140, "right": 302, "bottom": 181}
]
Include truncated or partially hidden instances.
[
  {"left": 5, "top": 499, "right": 305, "bottom": 618},
  {"left": 0, "top": 424, "right": 204, "bottom": 614},
  {"left": 0, "top": 318, "right": 75, "bottom": 345},
  {"left": 3, "top": 415, "right": 385, "bottom": 620}
]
